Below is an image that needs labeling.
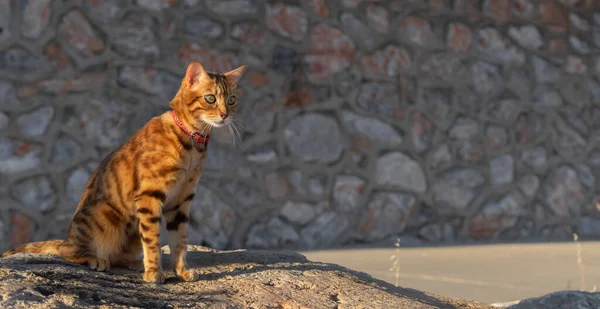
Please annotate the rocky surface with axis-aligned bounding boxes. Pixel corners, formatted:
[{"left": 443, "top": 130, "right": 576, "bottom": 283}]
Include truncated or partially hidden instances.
[
  {"left": 505, "top": 290, "right": 600, "bottom": 309},
  {"left": 0, "top": 246, "right": 492, "bottom": 309},
  {"left": 2, "top": 0, "right": 600, "bottom": 251}
]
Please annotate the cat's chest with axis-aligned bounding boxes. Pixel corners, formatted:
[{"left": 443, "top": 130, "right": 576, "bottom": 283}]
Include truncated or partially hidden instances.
[{"left": 164, "top": 150, "right": 203, "bottom": 206}]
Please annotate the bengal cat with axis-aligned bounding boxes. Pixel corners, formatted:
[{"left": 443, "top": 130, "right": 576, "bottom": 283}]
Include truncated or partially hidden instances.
[{"left": 1, "top": 61, "right": 247, "bottom": 283}]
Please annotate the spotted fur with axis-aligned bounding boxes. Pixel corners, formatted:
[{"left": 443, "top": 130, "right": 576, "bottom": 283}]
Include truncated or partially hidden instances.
[{"left": 1, "top": 61, "right": 247, "bottom": 283}]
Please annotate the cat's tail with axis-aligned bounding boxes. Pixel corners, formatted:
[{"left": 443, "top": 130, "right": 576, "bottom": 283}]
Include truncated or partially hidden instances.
[{"left": 1, "top": 240, "right": 63, "bottom": 257}]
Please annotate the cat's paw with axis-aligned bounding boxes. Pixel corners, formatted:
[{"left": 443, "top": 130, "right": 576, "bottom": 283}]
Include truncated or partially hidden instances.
[
  {"left": 176, "top": 268, "right": 198, "bottom": 282},
  {"left": 87, "top": 258, "right": 110, "bottom": 272},
  {"left": 143, "top": 269, "right": 166, "bottom": 284}
]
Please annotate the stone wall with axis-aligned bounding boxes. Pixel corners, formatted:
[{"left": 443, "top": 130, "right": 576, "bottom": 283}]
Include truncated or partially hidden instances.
[{"left": 1, "top": 0, "right": 600, "bottom": 252}]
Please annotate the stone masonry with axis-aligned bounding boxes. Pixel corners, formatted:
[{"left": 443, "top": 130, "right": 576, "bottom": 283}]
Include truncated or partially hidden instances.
[{"left": 1, "top": 0, "right": 600, "bottom": 252}]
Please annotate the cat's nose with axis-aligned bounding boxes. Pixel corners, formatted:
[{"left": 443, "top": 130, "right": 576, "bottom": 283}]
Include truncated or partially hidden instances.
[{"left": 220, "top": 112, "right": 228, "bottom": 119}]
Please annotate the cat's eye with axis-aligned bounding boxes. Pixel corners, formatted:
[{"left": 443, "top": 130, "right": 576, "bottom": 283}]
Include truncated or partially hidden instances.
[
  {"left": 204, "top": 94, "right": 216, "bottom": 104},
  {"left": 227, "top": 96, "right": 237, "bottom": 106}
]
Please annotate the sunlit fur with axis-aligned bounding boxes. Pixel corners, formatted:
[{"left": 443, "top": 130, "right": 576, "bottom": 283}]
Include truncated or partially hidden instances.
[{"left": 1, "top": 61, "right": 247, "bottom": 284}]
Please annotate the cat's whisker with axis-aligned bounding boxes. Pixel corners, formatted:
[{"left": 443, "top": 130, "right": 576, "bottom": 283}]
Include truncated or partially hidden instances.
[
  {"left": 232, "top": 118, "right": 245, "bottom": 129},
  {"left": 230, "top": 122, "right": 243, "bottom": 147},
  {"left": 228, "top": 125, "right": 237, "bottom": 148}
]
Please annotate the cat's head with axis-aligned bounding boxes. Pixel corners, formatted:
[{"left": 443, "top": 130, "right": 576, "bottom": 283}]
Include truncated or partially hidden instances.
[{"left": 173, "top": 61, "right": 247, "bottom": 129}]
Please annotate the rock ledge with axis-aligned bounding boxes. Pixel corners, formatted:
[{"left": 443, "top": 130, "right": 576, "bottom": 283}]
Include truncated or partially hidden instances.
[{"left": 0, "top": 245, "right": 492, "bottom": 309}]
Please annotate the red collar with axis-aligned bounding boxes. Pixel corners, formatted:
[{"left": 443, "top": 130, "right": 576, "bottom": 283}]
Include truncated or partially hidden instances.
[{"left": 171, "top": 111, "right": 210, "bottom": 146}]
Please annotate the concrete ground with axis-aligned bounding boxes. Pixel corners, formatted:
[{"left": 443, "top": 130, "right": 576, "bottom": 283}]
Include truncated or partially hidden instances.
[{"left": 301, "top": 241, "right": 600, "bottom": 305}]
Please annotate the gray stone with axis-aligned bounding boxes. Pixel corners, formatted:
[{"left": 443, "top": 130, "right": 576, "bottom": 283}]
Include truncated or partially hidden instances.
[
  {"left": 238, "top": 95, "right": 276, "bottom": 134},
  {"left": 470, "top": 191, "right": 525, "bottom": 238},
  {"left": 11, "top": 176, "right": 56, "bottom": 213},
  {"left": 570, "top": 13, "right": 591, "bottom": 31},
  {"left": 0, "top": 112, "right": 9, "bottom": 130},
  {"left": 419, "top": 89, "right": 452, "bottom": 125},
  {"left": 205, "top": 178, "right": 262, "bottom": 208},
  {"left": 517, "top": 175, "right": 539, "bottom": 200},
  {"left": 476, "top": 28, "right": 525, "bottom": 66},
  {"left": 506, "top": 70, "right": 532, "bottom": 99},
  {"left": 569, "top": 35, "right": 590, "bottom": 54},
  {"left": 565, "top": 55, "right": 587, "bottom": 74},
  {"left": 265, "top": 2, "right": 308, "bottom": 42},
  {"left": 113, "top": 13, "right": 160, "bottom": 61},
  {"left": 183, "top": 14, "right": 224, "bottom": 39},
  {"left": 340, "top": 110, "right": 403, "bottom": 148},
  {"left": 188, "top": 185, "right": 237, "bottom": 249},
  {"left": 333, "top": 175, "right": 366, "bottom": 212},
  {"left": 204, "top": 143, "right": 245, "bottom": 171},
  {"left": 358, "top": 192, "right": 416, "bottom": 241},
  {"left": 520, "top": 147, "right": 548, "bottom": 172},
  {"left": 69, "top": 96, "right": 132, "bottom": 149},
  {"left": 57, "top": 10, "right": 105, "bottom": 57},
  {"left": 300, "top": 211, "right": 348, "bottom": 249},
  {"left": 366, "top": 3, "right": 389, "bottom": 33},
  {"left": 489, "top": 155, "right": 514, "bottom": 186},
  {"left": 51, "top": 136, "right": 82, "bottom": 164},
  {"left": 471, "top": 61, "right": 504, "bottom": 97},
  {"left": 426, "top": 144, "right": 452, "bottom": 170},
  {"left": 83, "top": 0, "right": 124, "bottom": 25},
  {"left": 66, "top": 167, "right": 90, "bottom": 202},
  {"left": 341, "top": 13, "right": 380, "bottom": 51},
  {"left": 488, "top": 99, "right": 522, "bottom": 124},
  {"left": 284, "top": 113, "right": 345, "bottom": 164},
  {"left": 21, "top": 0, "right": 52, "bottom": 39},
  {"left": 356, "top": 82, "right": 402, "bottom": 120},
  {"left": 0, "top": 0, "right": 10, "bottom": 44},
  {"left": 16, "top": 105, "right": 54, "bottom": 137},
  {"left": 579, "top": 217, "right": 600, "bottom": 236},
  {"left": 432, "top": 168, "right": 485, "bottom": 214},
  {"left": 206, "top": 0, "right": 259, "bottom": 15},
  {"left": 578, "top": 164, "right": 595, "bottom": 188},
  {"left": 532, "top": 56, "right": 560, "bottom": 83},
  {"left": 532, "top": 85, "right": 563, "bottom": 110},
  {"left": 485, "top": 125, "right": 508, "bottom": 149},
  {"left": 560, "top": 78, "right": 592, "bottom": 107},
  {"left": 418, "top": 53, "right": 470, "bottom": 83},
  {"left": 280, "top": 201, "right": 317, "bottom": 226},
  {"left": 265, "top": 171, "right": 293, "bottom": 199},
  {"left": 564, "top": 108, "right": 588, "bottom": 134},
  {"left": 0, "top": 138, "right": 42, "bottom": 175},
  {"left": 118, "top": 66, "right": 180, "bottom": 101},
  {"left": 246, "top": 217, "right": 299, "bottom": 249},
  {"left": 452, "top": 88, "right": 481, "bottom": 112},
  {"left": 418, "top": 224, "right": 441, "bottom": 242},
  {"left": 544, "top": 166, "right": 585, "bottom": 218},
  {"left": 553, "top": 116, "right": 587, "bottom": 156},
  {"left": 307, "top": 175, "right": 327, "bottom": 196},
  {"left": 134, "top": 0, "right": 174, "bottom": 10},
  {"left": 449, "top": 117, "right": 479, "bottom": 139},
  {"left": 410, "top": 112, "right": 435, "bottom": 153},
  {"left": 508, "top": 26, "right": 543, "bottom": 50},
  {"left": 397, "top": 16, "right": 439, "bottom": 47},
  {"left": 0, "top": 48, "right": 41, "bottom": 75},
  {"left": 0, "top": 81, "right": 18, "bottom": 109},
  {"left": 246, "top": 146, "right": 277, "bottom": 164},
  {"left": 420, "top": 223, "right": 454, "bottom": 243},
  {"left": 509, "top": 291, "right": 600, "bottom": 309},
  {"left": 375, "top": 152, "right": 427, "bottom": 194}
]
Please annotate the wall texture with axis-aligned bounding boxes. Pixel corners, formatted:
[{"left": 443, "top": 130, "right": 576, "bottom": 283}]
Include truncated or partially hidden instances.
[{"left": 1, "top": 0, "right": 600, "bottom": 252}]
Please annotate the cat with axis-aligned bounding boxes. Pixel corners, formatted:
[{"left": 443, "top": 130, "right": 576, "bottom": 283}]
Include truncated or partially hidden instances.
[{"left": 1, "top": 61, "right": 247, "bottom": 284}]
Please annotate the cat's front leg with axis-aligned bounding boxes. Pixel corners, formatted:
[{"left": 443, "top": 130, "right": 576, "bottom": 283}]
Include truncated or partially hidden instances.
[
  {"left": 164, "top": 191, "right": 197, "bottom": 282},
  {"left": 135, "top": 191, "right": 167, "bottom": 283}
]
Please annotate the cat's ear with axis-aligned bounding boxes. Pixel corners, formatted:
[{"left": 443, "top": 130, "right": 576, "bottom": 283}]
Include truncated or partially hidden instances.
[
  {"left": 184, "top": 61, "right": 207, "bottom": 87},
  {"left": 224, "top": 65, "right": 247, "bottom": 87}
]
